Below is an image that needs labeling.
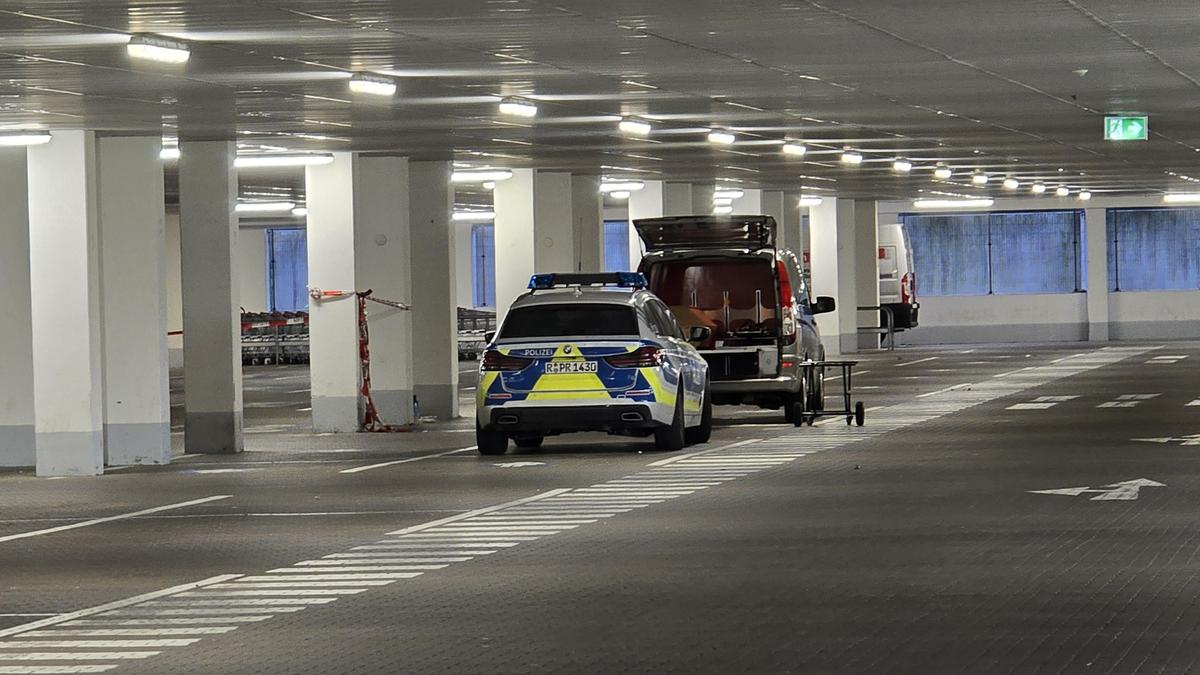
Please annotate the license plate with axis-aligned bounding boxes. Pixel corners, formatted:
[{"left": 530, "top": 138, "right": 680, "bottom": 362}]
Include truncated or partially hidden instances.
[{"left": 544, "top": 361, "right": 598, "bottom": 375}]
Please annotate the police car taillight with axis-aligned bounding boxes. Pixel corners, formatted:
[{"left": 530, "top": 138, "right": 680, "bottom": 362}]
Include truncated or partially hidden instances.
[
  {"left": 604, "top": 346, "right": 662, "bottom": 368},
  {"left": 481, "top": 350, "right": 531, "bottom": 372}
]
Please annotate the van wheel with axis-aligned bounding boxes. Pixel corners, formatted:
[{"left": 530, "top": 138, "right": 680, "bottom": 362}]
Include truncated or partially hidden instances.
[
  {"left": 685, "top": 380, "right": 713, "bottom": 444},
  {"left": 654, "top": 387, "right": 686, "bottom": 451},
  {"left": 476, "top": 422, "right": 508, "bottom": 455}
]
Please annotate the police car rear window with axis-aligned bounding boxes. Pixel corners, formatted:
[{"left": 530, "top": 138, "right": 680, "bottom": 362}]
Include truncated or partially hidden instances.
[{"left": 499, "top": 305, "right": 639, "bottom": 339}]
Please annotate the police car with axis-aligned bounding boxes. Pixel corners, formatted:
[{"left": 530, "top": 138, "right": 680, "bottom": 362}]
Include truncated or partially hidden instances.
[{"left": 476, "top": 272, "right": 713, "bottom": 455}]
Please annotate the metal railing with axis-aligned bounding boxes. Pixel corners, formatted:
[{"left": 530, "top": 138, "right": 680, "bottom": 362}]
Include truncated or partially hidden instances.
[{"left": 857, "top": 305, "right": 896, "bottom": 351}]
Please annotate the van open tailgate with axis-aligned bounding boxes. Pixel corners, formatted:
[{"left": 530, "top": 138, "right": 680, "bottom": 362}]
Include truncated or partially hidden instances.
[{"left": 633, "top": 215, "right": 777, "bottom": 252}]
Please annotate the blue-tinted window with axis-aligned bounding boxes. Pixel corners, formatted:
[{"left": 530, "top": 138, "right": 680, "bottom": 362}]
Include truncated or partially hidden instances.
[
  {"left": 604, "top": 219, "right": 630, "bottom": 272},
  {"left": 901, "top": 210, "right": 1082, "bottom": 296},
  {"left": 1107, "top": 208, "right": 1200, "bottom": 291},
  {"left": 267, "top": 228, "right": 308, "bottom": 311},
  {"left": 471, "top": 223, "right": 496, "bottom": 307}
]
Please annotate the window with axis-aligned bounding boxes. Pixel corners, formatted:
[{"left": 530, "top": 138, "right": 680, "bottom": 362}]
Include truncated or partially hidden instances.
[
  {"left": 1107, "top": 208, "right": 1200, "bottom": 291},
  {"left": 644, "top": 300, "right": 679, "bottom": 338},
  {"left": 603, "top": 220, "right": 630, "bottom": 272},
  {"left": 901, "top": 210, "right": 1082, "bottom": 296},
  {"left": 471, "top": 223, "right": 496, "bottom": 307},
  {"left": 266, "top": 228, "right": 308, "bottom": 312},
  {"left": 499, "top": 304, "right": 639, "bottom": 339}
]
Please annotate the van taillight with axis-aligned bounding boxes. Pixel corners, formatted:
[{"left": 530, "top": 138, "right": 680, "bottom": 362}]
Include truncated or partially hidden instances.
[
  {"left": 605, "top": 346, "right": 663, "bottom": 369},
  {"left": 901, "top": 272, "right": 915, "bottom": 304},
  {"left": 777, "top": 261, "right": 797, "bottom": 345},
  {"left": 481, "top": 350, "right": 532, "bottom": 372}
]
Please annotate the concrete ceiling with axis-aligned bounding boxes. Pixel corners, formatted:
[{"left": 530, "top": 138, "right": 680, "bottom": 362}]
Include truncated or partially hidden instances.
[{"left": 4, "top": 0, "right": 1200, "bottom": 200}]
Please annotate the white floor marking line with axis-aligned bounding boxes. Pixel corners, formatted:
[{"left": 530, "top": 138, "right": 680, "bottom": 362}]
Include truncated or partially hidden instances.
[
  {"left": 646, "top": 439, "right": 759, "bottom": 467},
  {"left": 1098, "top": 393, "right": 1161, "bottom": 408},
  {"left": 0, "top": 667, "right": 118, "bottom": 674},
  {"left": 894, "top": 356, "right": 938, "bottom": 368},
  {"left": 1189, "top": 399, "right": 1200, "bottom": 407},
  {"left": 384, "top": 489, "right": 570, "bottom": 536},
  {"left": 21, "top": 629, "right": 237, "bottom": 637},
  {"left": 1006, "top": 395, "right": 1080, "bottom": 411},
  {"left": 339, "top": 447, "right": 476, "bottom": 474},
  {"left": 0, "top": 640, "right": 200, "bottom": 649},
  {"left": 916, "top": 383, "right": 974, "bottom": 399},
  {"left": 0, "top": 497, "right": 232, "bottom": 545},
  {"left": 63, "top": 618, "right": 273, "bottom": 627},
  {"left": 0, "top": 654, "right": 159, "bottom": 661}
]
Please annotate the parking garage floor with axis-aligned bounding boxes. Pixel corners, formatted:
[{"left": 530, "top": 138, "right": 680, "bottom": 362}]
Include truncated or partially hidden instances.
[{"left": 2, "top": 342, "right": 1199, "bottom": 673}]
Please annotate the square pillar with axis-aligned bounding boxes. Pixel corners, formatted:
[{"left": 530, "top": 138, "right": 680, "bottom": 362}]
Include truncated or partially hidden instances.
[
  {"left": 179, "top": 140, "right": 243, "bottom": 454},
  {"left": 809, "top": 198, "right": 859, "bottom": 355},
  {"left": 692, "top": 185, "right": 715, "bottom": 215},
  {"left": 493, "top": 169, "right": 574, "bottom": 316},
  {"left": 28, "top": 131, "right": 105, "bottom": 475},
  {"left": 98, "top": 136, "right": 171, "bottom": 465},
  {"left": 307, "top": 154, "right": 415, "bottom": 431},
  {"left": 454, "top": 220, "right": 475, "bottom": 308},
  {"left": 410, "top": 161, "right": 457, "bottom": 420},
  {"left": 663, "top": 183, "right": 693, "bottom": 216},
  {"left": 0, "top": 148, "right": 34, "bottom": 467},
  {"left": 730, "top": 188, "right": 762, "bottom": 214},
  {"left": 627, "top": 180, "right": 666, "bottom": 270},
  {"left": 763, "top": 190, "right": 804, "bottom": 254},
  {"left": 571, "top": 175, "right": 603, "bottom": 273},
  {"left": 1084, "top": 207, "right": 1110, "bottom": 342},
  {"left": 854, "top": 200, "right": 881, "bottom": 350}
]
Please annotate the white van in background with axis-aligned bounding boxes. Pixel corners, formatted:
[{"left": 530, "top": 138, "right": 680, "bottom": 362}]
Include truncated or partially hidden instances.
[{"left": 877, "top": 222, "right": 918, "bottom": 329}]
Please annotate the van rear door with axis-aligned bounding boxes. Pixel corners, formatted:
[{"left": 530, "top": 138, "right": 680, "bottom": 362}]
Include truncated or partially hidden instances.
[{"left": 633, "top": 215, "right": 777, "bottom": 252}]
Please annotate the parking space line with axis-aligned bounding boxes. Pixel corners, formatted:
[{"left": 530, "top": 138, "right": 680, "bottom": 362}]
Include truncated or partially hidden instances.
[
  {"left": 339, "top": 447, "right": 476, "bottom": 474},
  {"left": 895, "top": 357, "right": 938, "bottom": 368},
  {"left": 0, "top": 496, "right": 232, "bottom": 545}
]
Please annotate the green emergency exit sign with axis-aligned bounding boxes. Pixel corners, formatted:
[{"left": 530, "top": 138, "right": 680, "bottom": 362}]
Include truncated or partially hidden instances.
[{"left": 1104, "top": 115, "right": 1148, "bottom": 141}]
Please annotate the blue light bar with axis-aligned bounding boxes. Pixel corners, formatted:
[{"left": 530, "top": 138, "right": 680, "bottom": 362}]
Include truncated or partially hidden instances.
[{"left": 527, "top": 272, "right": 647, "bottom": 290}]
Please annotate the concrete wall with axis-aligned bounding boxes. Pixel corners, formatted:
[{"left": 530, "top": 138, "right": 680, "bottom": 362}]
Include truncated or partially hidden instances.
[
  {"left": 901, "top": 294, "right": 1089, "bottom": 345},
  {"left": 238, "top": 228, "right": 267, "bottom": 312},
  {"left": 1109, "top": 291, "right": 1200, "bottom": 340},
  {"left": 166, "top": 213, "right": 183, "bottom": 368}
]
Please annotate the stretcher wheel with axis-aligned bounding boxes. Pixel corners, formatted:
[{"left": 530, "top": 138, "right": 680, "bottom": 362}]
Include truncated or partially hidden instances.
[{"left": 854, "top": 401, "right": 865, "bottom": 427}]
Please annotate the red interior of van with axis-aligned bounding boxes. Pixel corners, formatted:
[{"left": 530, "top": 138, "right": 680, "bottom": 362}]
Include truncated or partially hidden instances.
[{"left": 644, "top": 258, "right": 778, "bottom": 347}]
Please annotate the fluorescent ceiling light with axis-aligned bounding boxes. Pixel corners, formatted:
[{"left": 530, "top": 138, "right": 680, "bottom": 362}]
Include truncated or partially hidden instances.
[
  {"left": 608, "top": 190, "right": 631, "bottom": 200},
  {"left": 934, "top": 166, "right": 953, "bottom": 180},
  {"left": 972, "top": 172, "right": 989, "bottom": 185},
  {"left": 798, "top": 196, "right": 823, "bottom": 207},
  {"left": 1078, "top": 191, "right": 1092, "bottom": 201},
  {"left": 712, "top": 197, "right": 734, "bottom": 207},
  {"left": 712, "top": 188, "right": 744, "bottom": 200},
  {"left": 498, "top": 96, "right": 538, "bottom": 117},
  {"left": 1163, "top": 193, "right": 1200, "bottom": 203},
  {"left": 291, "top": 207, "right": 308, "bottom": 217},
  {"left": 159, "top": 146, "right": 181, "bottom": 160},
  {"left": 618, "top": 117, "right": 652, "bottom": 136},
  {"left": 782, "top": 142, "right": 808, "bottom": 157},
  {"left": 707, "top": 130, "right": 736, "bottom": 145},
  {"left": 348, "top": 72, "right": 397, "bottom": 97},
  {"left": 1031, "top": 183, "right": 1047, "bottom": 194},
  {"left": 452, "top": 210, "right": 496, "bottom": 222},
  {"left": 1003, "top": 177, "right": 1019, "bottom": 190},
  {"left": 712, "top": 205, "right": 733, "bottom": 215},
  {"left": 451, "top": 169, "right": 513, "bottom": 183},
  {"left": 127, "top": 34, "right": 190, "bottom": 64},
  {"left": 482, "top": 181, "right": 496, "bottom": 191},
  {"left": 236, "top": 201, "right": 296, "bottom": 213},
  {"left": 235, "top": 154, "right": 334, "bottom": 168},
  {"left": 840, "top": 150, "right": 864, "bottom": 165},
  {"left": 0, "top": 131, "right": 52, "bottom": 146},
  {"left": 599, "top": 180, "right": 645, "bottom": 193},
  {"left": 892, "top": 159, "right": 912, "bottom": 173},
  {"left": 1055, "top": 186, "right": 1070, "bottom": 197},
  {"left": 912, "top": 199, "right": 995, "bottom": 210}
]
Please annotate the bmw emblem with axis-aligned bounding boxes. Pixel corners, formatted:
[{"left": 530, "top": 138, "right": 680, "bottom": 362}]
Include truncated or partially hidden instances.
[{"left": 564, "top": 345, "right": 573, "bottom": 354}]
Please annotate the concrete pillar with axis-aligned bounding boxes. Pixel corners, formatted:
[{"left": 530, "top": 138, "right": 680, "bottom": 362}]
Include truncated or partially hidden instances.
[
  {"left": 809, "top": 198, "right": 859, "bottom": 355},
  {"left": 306, "top": 154, "right": 414, "bottom": 431},
  {"left": 409, "top": 161, "right": 457, "bottom": 420},
  {"left": 571, "top": 175, "right": 603, "bottom": 273},
  {"left": 627, "top": 181, "right": 665, "bottom": 270},
  {"left": 854, "top": 200, "right": 881, "bottom": 350},
  {"left": 763, "top": 190, "right": 804, "bottom": 254},
  {"left": 493, "top": 169, "right": 574, "bottom": 316},
  {"left": 1084, "top": 207, "right": 1110, "bottom": 342},
  {"left": 730, "top": 188, "right": 762, "bottom": 214},
  {"left": 663, "top": 183, "right": 693, "bottom": 216},
  {"left": 179, "top": 140, "right": 243, "bottom": 454},
  {"left": 454, "top": 220, "right": 474, "bottom": 308},
  {"left": 692, "top": 185, "right": 715, "bottom": 215},
  {"left": 27, "top": 131, "right": 104, "bottom": 475},
  {"left": 97, "top": 136, "right": 171, "bottom": 465},
  {"left": 238, "top": 228, "right": 267, "bottom": 312},
  {"left": 0, "top": 148, "right": 34, "bottom": 467}
]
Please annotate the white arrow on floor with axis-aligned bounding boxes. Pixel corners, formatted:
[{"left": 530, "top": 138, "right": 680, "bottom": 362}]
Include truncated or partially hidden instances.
[
  {"left": 1132, "top": 434, "right": 1200, "bottom": 446},
  {"left": 494, "top": 461, "right": 546, "bottom": 468},
  {"left": 1029, "top": 478, "right": 1165, "bottom": 501}
]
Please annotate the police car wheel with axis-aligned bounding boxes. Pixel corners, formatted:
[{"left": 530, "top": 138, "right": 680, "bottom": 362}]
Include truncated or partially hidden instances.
[
  {"left": 514, "top": 436, "right": 544, "bottom": 449},
  {"left": 476, "top": 422, "right": 509, "bottom": 455},
  {"left": 685, "top": 381, "right": 713, "bottom": 445},
  {"left": 654, "top": 387, "right": 687, "bottom": 452}
]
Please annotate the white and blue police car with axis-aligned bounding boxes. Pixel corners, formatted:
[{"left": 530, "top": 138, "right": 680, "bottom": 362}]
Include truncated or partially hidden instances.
[{"left": 475, "top": 273, "right": 712, "bottom": 455}]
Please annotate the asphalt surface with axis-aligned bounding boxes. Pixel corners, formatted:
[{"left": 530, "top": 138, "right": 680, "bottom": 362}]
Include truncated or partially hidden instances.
[{"left": 2, "top": 342, "right": 1199, "bottom": 673}]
